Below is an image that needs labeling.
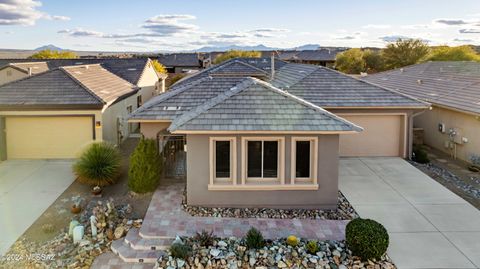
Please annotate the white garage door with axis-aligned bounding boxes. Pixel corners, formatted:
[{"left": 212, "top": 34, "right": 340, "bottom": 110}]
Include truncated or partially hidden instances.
[
  {"left": 339, "top": 114, "right": 405, "bottom": 157},
  {"left": 6, "top": 116, "right": 94, "bottom": 159}
]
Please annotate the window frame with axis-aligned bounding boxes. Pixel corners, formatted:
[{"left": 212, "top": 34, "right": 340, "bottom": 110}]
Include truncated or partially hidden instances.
[
  {"left": 291, "top": 137, "right": 318, "bottom": 184},
  {"left": 241, "top": 137, "right": 285, "bottom": 184},
  {"left": 209, "top": 137, "right": 237, "bottom": 185}
]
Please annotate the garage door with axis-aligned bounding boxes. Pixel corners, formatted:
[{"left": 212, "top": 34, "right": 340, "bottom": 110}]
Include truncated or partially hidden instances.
[
  {"left": 6, "top": 116, "right": 93, "bottom": 159},
  {"left": 339, "top": 115, "right": 405, "bottom": 157}
]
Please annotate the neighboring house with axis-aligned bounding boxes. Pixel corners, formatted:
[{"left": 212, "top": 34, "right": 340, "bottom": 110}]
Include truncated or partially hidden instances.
[
  {"left": 0, "top": 58, "right": 166, "bottom": 102},
  {"left": 0, "top": 62, "right": 49, "bottom": 85},
  {"left": 0, "top": 64, "right": 143, "bottom": 160},
  {"left": 364, "top": 61, "right": 480, "bottom": 162},
  {"left": 277, "top": 49, "right": 347, "bottom": 67},
  {"left": 156, "top": 53, "right": 210, "bottom": 74},
  {"left": 129, "top": 58, "right": 428, "bottom": 208}
]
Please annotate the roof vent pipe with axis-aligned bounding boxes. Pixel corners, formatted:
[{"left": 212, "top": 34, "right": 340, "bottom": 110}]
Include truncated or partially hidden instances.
[
  {"left": 28, "top": 67, "right": 32, "bottom": 76},
  {"left": 271, "top": 52, "right": 275, "bottom": 79}
]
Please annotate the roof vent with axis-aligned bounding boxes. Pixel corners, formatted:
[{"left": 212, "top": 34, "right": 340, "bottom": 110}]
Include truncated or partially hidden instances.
[
  {"left": 128, "top": 68, "right": 137, "bottom": 71},
  {"left": 163, "top": 106, "right": 181, "bottom": 111},
  {"left": 84, "top": 65, "right": 89, "bottom": 69},
  {"left": 417, "top": 79, "right": 422, "bottom": 84},
  {"left": 360, "top": 72, "right": 368, "bottom": 77},
  {"left": 230, "top": 86, "right": 237, "bottom": 91},
  {"left": 75, "top": 62, "right": 83, "bottom": 65},
  {"left": 400, "top": 68, "right": 404, "bottom": 72}
]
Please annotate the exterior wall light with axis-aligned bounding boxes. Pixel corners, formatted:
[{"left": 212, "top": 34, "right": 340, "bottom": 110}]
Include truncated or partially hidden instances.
[{"left": 95, "top": 121, "right": 102, "bottom": 128}]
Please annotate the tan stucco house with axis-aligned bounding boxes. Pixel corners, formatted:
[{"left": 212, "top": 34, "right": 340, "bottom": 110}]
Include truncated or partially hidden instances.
[
  {"left": 364, "top": 61, "right": 480, "bottom": 163},
  {"left": 0, "top": 61, "right": 164, "bottom": 160},
  {"left": 0, "top": 62, "right": 49, "bottom": 85},
  {"left": 130, "top": 58, "right": 428, "bottom": 208}
]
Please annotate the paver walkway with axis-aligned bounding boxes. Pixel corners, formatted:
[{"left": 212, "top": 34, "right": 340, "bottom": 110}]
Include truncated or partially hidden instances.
[
  {"left": 340, "top": 157, "right": 480, "bottom": 269},
  {"left": 140, "top": 183, "right": 347, "bottom": 240}
]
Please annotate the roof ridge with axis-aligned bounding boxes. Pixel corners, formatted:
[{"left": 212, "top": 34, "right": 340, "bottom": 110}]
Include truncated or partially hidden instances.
[
  {"left": 215, "top": 59, "right": 268, "bottom": 75},
  {"left": 0, "top": 67, "right": 56, "bottom": 88},
  {"left": 168, "top": 78, "right": 256, "bottom": 132},
  {"left": 59, "top": 67, "right": 106, "bottom": 105}
]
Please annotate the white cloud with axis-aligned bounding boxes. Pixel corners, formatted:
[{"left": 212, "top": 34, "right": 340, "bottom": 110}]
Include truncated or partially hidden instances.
[
  {"left": 50, "top": 15, "right": 70, "bottom": 21},
  {"left": 58, "top": 28, "right": 104, "bottom": 37},
  {"left": 141, "top": 14, "right": 198, "bottom": 36},
  {"left": 362, "top": 24, "right": 391, "bottom": 29},
  {"left": 0, "top": 0, "right": 69, "bottom": 25}
]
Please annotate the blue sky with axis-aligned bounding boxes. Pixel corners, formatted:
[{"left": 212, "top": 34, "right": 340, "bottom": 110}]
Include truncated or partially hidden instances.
[{"left": 1, "top": 0, "right": 479, "bottom": 51}]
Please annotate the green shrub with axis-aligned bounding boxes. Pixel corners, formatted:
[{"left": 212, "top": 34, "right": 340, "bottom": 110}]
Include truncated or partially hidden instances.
[
  {"left": 73, "top": 142, "right": 121, "bottom": 186},
  {"left": 413, "top": 147, "right": 430, "bottom": 164},
  {"left": 306, "top": 240, "right": 320, "bottom": 255},
  {"left": 193, "top": 230, "right": 216, "bottom": 247},
  {"left": 128, "top": 138, "right": 162, "bottom": 193},
  {"left": 169, "top": 242, "right": 192, "bottom": 260},
  {"left": 245, "top": 227, "right": 265, "bottom": 249},
  {"left": 346, "top": 218, "right": 389, "bottom": 260}
]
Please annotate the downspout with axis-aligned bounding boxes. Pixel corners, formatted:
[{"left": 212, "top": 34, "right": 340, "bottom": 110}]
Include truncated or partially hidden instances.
[{"left": 408, "top": 108, "right": 429, "bottom": 159}]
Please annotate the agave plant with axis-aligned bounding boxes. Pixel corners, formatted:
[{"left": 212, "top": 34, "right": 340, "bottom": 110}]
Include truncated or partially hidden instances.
[{"left": 73, "top": 142, "right": 121, "bottom": 186}]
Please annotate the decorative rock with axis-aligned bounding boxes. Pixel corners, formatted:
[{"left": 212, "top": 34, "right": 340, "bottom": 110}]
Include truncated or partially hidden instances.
[
  {"left": 277, "top": 261, "right": 287, "bottom": 268},
  {"left": 217, "top": 240, "right": 228, "bottom": 248},
  {"left": 210, "top": 249, "right": 221, "bottom": 257},
  {"left": 69, "top": 220, "right": 80, "bottom": 236},
  {"left": 113, "top": 226, "right": 125, "bottom": 239},
  {"left": 90, "top": 215, "right": 97, "bottom": 237},
  {"left": 72, "top": 225, "right": 84, "bottom": 243}
]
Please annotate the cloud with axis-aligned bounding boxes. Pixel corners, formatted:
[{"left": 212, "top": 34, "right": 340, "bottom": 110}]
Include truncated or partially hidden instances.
[
  {"left": 0, "top": 0, "right": 69, "bottom": 25},
  {"left": 141, "top": 14, "right": 198, "bottom": 36},
  {"left": 435, "top": 19, "right": 469, "bottom": 25},
  {"left": 362, "top": 24, "right": 391, "bottom": 29},
  {"left": 336, "top": 36, "right": 356, "bottom": 40},
  {"left": 459, "top": 28, "right": 480, "bottom": 33},
  {"left": 58, "top": 28, "right": 104, "bottom": 37},
  {"left": 453, "top": 38, "right": 474, "bottom": 42},
  {"left": 379, "top": 35, "right": 415, "bottom": 42}
]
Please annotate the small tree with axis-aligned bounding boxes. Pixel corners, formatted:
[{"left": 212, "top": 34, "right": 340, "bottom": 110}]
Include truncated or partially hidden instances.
[
  {"left": 335, "top": 48, "right": 366, "bottom": 74},
  {"left": 151, "top": 59, "right": 168, "bottom": 74},
  {"left": 363, "top": 49, "right": 385, "bottom": 73},
  {"left": 29, "top": 49, "right": 78, "bottom": 59},
  {"left": 128, "top": 138, "right": 162, "bottom": 193},
  {"left": 213, "top": 50, "right": 261, "bottom": 64},
  {"left": 382, "top": 39, "right": 430, "bottom": 69},
  {"left": 427, "top": 45, "right": 480, "bottom": 61}
]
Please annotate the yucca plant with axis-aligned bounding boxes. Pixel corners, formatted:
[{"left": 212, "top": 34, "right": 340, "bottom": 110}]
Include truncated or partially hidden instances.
[{"left": 73, "top": 142, "right": 121, "bottom": 186}]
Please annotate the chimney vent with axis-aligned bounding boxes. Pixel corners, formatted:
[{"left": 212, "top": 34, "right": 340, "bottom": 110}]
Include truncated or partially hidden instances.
[{"left": 28, "top": 67, "right": 33, "bottom": 76}]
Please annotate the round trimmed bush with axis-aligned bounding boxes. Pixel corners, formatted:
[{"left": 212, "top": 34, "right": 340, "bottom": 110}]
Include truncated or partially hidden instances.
[
  {"left": 128, "top": 138, "right": 162, "bottom": 193},
  {"left": 73, "top": 142, "right": 121, "bottom": 186},
  {"left": 346, "top": 218, "right": 389, "bottom": 260}
]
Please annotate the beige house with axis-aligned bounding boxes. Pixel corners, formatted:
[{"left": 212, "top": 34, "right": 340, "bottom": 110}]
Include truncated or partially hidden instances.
[
  {"left": 130, "top": 58, "right": 428, "bottom": 208},
  {"left": 0, "top": 63, "right": 156, "bottom": 160},
  {"left": 364, "top": 61, "right": 480, "bottom": 162},
  {"left": 0, "top": 62, "right": 49, "bottom": 85}
]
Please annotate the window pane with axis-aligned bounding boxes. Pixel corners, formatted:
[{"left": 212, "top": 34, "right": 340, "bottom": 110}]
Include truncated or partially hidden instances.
[
  {"left": 215, "top": 141, "right": 230, "bottom": 178},
  {"left": 247, "top": 141, "right": 262, "bottom": 177},
  {"left": 263, "top": 141, "right": 278, "bottom": 178},
  {"left": 296, "top": 141, "right": 310, "bottom": 178}
]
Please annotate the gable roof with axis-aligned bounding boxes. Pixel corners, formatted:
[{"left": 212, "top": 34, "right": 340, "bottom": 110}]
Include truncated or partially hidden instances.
[
  {"left": 209, "top": 60, "right": 268, "bottom": 77},
  {"left": 363, "top": 61, "right": 480, "bottom": 115},
  {"left": 0, "top": 58, "right": 154, "bottom": 85},
  {"left": 0, "top": 62, "right": 49, "bottom": 75},
  {"left": 0, "top": 64, "right": 138, "bottom": 110},
  {"left": 271, "top": 63, "right": 429, "bottom": 108},
  {"left": 168, "top": 77, "right": 362, "bottom": 133}
]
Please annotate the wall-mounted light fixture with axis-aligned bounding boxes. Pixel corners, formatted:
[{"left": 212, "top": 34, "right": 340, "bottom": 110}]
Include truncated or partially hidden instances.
[{"left": 95, "top": 121, "right": 102, "bottom": 128}]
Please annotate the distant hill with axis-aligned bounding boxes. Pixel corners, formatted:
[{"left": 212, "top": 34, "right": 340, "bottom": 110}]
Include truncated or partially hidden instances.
[
  {"left": 34, "top": 44, "right": 64, "bottom": 51},
  {"left": 191, "top": 44, "right": 324, "bottom": 52},
  {"left": 292, "top": 44, "right": 320, "bottom": 50}
]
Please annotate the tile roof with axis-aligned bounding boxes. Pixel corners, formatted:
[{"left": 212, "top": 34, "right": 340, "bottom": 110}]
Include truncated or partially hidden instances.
[
  {"left": 156, "top": 53, "right": 202, "bottom": 67},
  {"left": 272, "top": 63, "right": 428, "bottom": 108},
  {"left": 277, "top": 49, "right": 346, "bottom": 62},
  {"left": 1, "top": 62, "right": 49, "bottom": 75},
  {"left": 168, "top": 78, "right": 362, "bottom": 133},
  {"left": 0, "top": 64, "right": 138, "bottom": 109},
  {"left": 0, "top": 58, "right": 152, "bottom": 85},
  {"left": 0, "top": 69, "right": 103, "bottom": 109},
  {"left": 209, "top": 60, "right": 268, "bottom": 77},
  {"left": 363, "top": 61, "right": 480, "bottom": 115}
]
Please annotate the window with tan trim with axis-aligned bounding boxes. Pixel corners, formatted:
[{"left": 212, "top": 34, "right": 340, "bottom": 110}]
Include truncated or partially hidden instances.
[
  {"left": 291, "top": 137, "right": 318, "bottom": 184},
  {"left": 209, "top": 137, "right": 237, "bottom": 185},
  {"left": 241, "top": 137, "right": 285, "bottom": 184}
]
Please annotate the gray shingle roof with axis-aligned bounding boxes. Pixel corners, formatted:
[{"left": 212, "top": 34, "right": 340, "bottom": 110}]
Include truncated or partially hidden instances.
[
  {"left": 271, "top": 63, "right": 428, "bottom": 108},
  {"left": 0, "top": 69, "right": 103, "bottom": 109},
  {"left": 363, "top": 61, "right": 480, "bottom": 115},
  {"left": 168, "top": 78, "right": 362, "bottom": 132},
  {"left": 209, "top": 60, "right": 268, "bottom": 77},
  {"left": 0, "top": 58, "right": 152, "bottom": 85},
  {"left": 277, "top": 49, "right": 346, "bottom": 62},
  {"left": 156, "top": 53, "right": 202, "bottom": 67}
]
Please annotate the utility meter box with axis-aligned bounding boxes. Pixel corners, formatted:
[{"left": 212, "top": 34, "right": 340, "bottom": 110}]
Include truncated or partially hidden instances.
[{"left": 438, "top": 123, "right": 446, "bottom": 133}]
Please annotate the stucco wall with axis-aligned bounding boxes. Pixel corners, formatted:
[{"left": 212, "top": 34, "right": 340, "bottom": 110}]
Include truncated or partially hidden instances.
[
  {"left": 0, "top": 67, "right": 27, "bottom": 85},
  {"left": 0, "top": 117, "right": 6, "bottom": 161},
  {"left": 414, "top": 105, "right": 480, "bottom": 161},
  {"left": 186, "top": 134, "right": 340, "bottom": 209},
  {"left": 137, "top": 62, "right": 164, "bottom": 102},
  {"left": 102, "top": 94, "right": 139, "bottom": 144},
  {"left": 140, "top": 122, "right": 171, "bottom": 139}
]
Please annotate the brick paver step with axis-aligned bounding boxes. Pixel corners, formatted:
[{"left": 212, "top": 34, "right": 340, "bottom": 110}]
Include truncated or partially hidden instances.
[
  {"left": 111, "top": 239, "right": 165, "bottom": 264},
  {"left": 125, "top": 228, "right": 174, "bottom": 250}
]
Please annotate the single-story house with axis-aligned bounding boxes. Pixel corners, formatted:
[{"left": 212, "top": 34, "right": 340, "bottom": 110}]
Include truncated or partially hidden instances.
[
  {"left": 0, "top": 62, "right": 49, "bottom": 85},
  {"left": 156, "top": 53, "right": 210, "bottom": 74},
  {"left": 363, "top": 61, "right": 480, "bottom": 162},
  {"left": 129, "top": 58, "right": 428, "bottom": 208},
  {"left": 0, "top": 63, "right": 151, "bottom": 160}
]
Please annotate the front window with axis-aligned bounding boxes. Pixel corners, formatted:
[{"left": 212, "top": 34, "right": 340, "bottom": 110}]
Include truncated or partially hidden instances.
[
  {"left": 295, "top": 141, "right": 310, "bottom": 178},
  {"left": 247, "top": 141, "right": 278, "bottom": 178},
  {"left": 215, "top": 141, "right": 230, "bottom": 178},
  {"left": 291, "top": 137, "right": 318, "bottom": 184},
  {"left": 209, "top": 137, "right": 236, "bottom": 185},
  {"left": 137, "top": 95, "right": 143, "bottom": 108}
]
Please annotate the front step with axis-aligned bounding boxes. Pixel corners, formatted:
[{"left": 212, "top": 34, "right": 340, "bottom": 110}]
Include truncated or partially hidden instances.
[
  {"left": 125, "top": 228, "right": 174, "bottom": 250},
  {"left": 111, "top": 239, "right": 166, "bottom": 264}
]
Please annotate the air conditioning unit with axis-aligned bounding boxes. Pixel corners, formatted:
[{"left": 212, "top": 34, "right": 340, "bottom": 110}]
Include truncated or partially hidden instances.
[{"left": 438, "top": 123, "right": 446, "bottom": 133}]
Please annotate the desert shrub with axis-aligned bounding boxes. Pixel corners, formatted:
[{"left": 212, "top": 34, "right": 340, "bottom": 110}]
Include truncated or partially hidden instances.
[
  {"left": 286, "top": 235, "right": 298, "bottom": 246},
  {"left": 306, "top": 240, "right": 320, "bottom": 255},
  {"left": 245, "top": 227, "right": 265, "bottom": 249},
  {"left": 346, "top": 218, "right": 389, "bottom": 261},
  {"left": 73, "top": 142, "right": 121, "bottom": 186},
  {"left": 128, "top": 138, "right": 162, "bottom": 193},
  {"left": 193, "top": 230, "right": 216, "bottom": 247},
  {"left": 413, "top": 147, "right": 430, "bottom": 164},
  {"left": 169, "top": 242, "right": 192, "bottom": 259}
]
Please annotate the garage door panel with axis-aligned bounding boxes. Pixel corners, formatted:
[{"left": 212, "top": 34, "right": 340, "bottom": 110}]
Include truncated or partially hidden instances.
[
  {"left": 6, "top": 117, "right": 93, "bottom": 159},
  {"left": 339, "top": 115, "right": 403, "bottom": 157}
]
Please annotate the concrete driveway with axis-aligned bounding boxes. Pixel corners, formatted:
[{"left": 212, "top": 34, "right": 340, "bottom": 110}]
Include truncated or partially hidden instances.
[
  {"left": 340, "top": 157, "right": 480, "bottom": 269},
  {"left": 0, "top": 160, "right": 75, "bottom": 256}
]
